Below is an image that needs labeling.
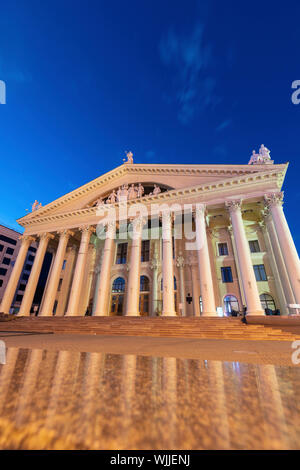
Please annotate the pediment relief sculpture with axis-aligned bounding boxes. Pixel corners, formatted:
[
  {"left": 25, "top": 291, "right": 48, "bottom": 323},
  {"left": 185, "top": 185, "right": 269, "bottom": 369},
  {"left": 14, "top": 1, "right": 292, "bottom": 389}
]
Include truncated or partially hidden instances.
[{"left": 87, "top": 182, "right": 168, "bottom": 208}]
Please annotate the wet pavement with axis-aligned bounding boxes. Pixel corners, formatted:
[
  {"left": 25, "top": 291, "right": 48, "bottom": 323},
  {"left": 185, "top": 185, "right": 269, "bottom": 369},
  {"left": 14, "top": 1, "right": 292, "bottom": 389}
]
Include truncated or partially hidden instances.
[{"left": 0, "top": 345, "right": 300, "bottom": 449}]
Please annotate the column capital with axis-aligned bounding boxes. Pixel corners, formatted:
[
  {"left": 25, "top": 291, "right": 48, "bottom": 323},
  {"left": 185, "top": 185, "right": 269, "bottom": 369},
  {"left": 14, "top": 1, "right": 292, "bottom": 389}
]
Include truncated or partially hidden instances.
[
  {"left": 130, "top": 215, "right": 147, "bottom": 233},
  {"left": 38, "top": 232, "right": 55, "bottom": 242},
  {"left": 161, "top": 210, "right": 173, "bottom": 225},
  {"left": 227, "top": 224, "right": 233, "bottom": 235},
  {"left": 258, "top": 220, "right": 269, "bottom": 237},
  {"left": 57, "top": 229, "right": 75, "bottom": 238},
  {"left": 195, "top": 203, "right": 206, "bottom": 217},
  {"left": 264, "top": 191, "right": 284, "bottom": 209},
  {"left": 19, "top": 235, "right": 36, "bottom": 243},
  {"left": 103, "top": 220, "right": 116, "bottom": 238},
  {"left": 150, "top": 255, "right": 160, "bottom": 270},
  {"left": 78, "top": 225, "right": 96, "bottom": 235},
  {"left": 176, "top": 252, "right": 185, "bottom": 268},
  {"left": 225, "top": 199, "right": 243, "bottom": 213}
]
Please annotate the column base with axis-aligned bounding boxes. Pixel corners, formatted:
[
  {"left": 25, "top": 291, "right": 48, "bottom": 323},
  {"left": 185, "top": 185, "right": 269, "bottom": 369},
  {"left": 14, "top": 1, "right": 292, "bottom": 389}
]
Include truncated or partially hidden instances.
[
  {"left": 201, "top": 311, "right": 217, "bottom": 317},
  {"left": 125, "top": 311, "right": 140, "bottom": 316},
  {"left": 246, "top": 310, "right": 265, "bottom": 316},
  {"left": 162, "top": 311, "right": 177, "bottom": 316}
]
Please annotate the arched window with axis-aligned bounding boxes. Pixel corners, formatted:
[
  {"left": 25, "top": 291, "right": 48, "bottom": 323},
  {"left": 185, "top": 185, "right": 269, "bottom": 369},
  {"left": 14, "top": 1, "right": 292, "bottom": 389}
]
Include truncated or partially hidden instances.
[
  {"left": 161, "top": 276, "right": 177, "bottom": 291},
  {"left": 112, "top": 277, "right": 125, "bottom": 293},
  {"left": 260, "top": 293, "right": 276, "bottom": 311},
  {"left": 140, "top": 275, "right": 150, "bottom": 292},
  {"left": 224, "top": 295, "right": 239, "bottom": 315}
]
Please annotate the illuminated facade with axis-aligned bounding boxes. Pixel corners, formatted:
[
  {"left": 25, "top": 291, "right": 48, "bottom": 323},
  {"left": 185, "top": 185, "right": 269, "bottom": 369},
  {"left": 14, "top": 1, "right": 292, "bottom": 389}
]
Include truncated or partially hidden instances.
[{"left": 1, "top": 147, "right": 299, "bottom": 317}]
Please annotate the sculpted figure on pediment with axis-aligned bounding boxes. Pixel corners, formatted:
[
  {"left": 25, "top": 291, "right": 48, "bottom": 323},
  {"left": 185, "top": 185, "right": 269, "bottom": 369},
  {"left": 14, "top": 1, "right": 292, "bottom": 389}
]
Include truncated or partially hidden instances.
[
  {"left": 137, "top": 183, "right": 144, "bottom": 198},
  {"left": 153, "top": 184, "right": 161, "bottom": 196},
  {"left": 128, "top": 184, "right": 137, "bottom": 200},
  {"left": 107, "top": 189, "right": 117, "bottom": 204}
]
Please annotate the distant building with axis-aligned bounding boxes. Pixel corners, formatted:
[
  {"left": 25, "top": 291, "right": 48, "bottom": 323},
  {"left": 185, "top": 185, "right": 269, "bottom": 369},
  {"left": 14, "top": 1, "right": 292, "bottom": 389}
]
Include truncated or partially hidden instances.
[{"left": 0, "top": 224, "right": 39, "bottom": 313}]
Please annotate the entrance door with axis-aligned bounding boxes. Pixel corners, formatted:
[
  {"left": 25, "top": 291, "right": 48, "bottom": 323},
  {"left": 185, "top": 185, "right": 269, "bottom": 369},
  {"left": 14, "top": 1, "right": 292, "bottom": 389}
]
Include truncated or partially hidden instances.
[
  {"left": 110, "top": 294, "right": 124, "bottom": 316},
  {"left": 139, "top": 293, "right": 149, "bottom": 316}
]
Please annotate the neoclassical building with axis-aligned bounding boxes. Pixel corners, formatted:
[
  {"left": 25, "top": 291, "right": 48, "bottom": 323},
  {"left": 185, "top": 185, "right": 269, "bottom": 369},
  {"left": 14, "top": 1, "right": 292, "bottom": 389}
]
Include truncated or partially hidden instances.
[{"left": 1, "top": 147, "right": 300, "bottom": 317}]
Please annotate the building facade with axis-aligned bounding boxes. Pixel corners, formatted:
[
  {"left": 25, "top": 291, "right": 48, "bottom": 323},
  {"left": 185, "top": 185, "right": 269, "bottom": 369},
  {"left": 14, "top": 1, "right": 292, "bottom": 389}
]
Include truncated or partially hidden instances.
[{"left": 1, "top": 147, "right": 300, "bottom": 317}]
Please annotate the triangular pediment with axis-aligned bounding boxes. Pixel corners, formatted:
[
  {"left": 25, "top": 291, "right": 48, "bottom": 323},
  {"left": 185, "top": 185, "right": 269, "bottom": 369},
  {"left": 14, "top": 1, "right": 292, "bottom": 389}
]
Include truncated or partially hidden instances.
[{"left": 17, "top": 161, "right": 288, "bottom": 226}]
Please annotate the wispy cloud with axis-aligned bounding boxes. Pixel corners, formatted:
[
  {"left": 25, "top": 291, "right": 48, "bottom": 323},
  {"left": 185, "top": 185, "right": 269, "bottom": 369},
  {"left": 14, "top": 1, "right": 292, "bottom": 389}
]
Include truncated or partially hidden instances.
[
  {"left": 216, "top": 119, "right": 232, "bottom": 132},
  {"left": 213, "top": 145, "right": 228, "bottom": 158},
  {"left": 0, "top": 57, "right": 32, "bottom": 83},
  {"left": 145, "top": 150, "right": 155, "bottom": 161},
  {"left": 159, "top": 23, "right": 217, "bottom": 124}
]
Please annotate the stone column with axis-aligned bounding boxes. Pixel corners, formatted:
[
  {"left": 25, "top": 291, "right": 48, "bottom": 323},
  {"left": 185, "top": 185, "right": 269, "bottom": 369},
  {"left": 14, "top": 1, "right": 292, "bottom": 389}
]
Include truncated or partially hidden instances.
[
  {"left": 259, "top": 218, "right": 289, "bottom": 314},
  {"left": 195, "top": 204, "right": 216, "bottom": 316},
  {"left": 263, "top": 210, "right": 295, "bottom": 309},
  {"left": 162, "top": 212, "right": 176, "bottom": 316},
  {"left": 18, "top": 233, "right": 54, "bottom": 316},
  {"left": 225, "top": 200, "right": 264, "bottom": 315},
  {"left": 176, "top": 252, "right": 186, "bottom": 316},
  {"left": 66, "top": 225, "right": 95, "bottom": 316},
  {"left": 126, "top": 216, "right": 146, "bottom": 316},
  {"left": 150, "top": 242, "right": 160, "bottom": 316},
  {"left": 55, "top": 245, "right": 77, "bottom": 316},
  {"left": 0, "top": 235, "right": 35, "bottom": 314},
  {"left": 264, "top": 192, "right": 300, "bottom": 304},
  {"left": 80, "top": 244, "right": 96, "bottom": 314},
  {"left": 188, "top": 255, "right": 201, "bottom": 316},
  {"left": 94, "top": 222, "right": 115, "bottom": 316},
  {"left": 39, "top": 230, "right": 73, "bottom": 316}
]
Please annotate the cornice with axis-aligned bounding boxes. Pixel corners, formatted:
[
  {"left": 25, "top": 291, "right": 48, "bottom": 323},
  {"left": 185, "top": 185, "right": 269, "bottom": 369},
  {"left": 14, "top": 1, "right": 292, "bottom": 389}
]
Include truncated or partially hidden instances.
[
  {"left": 18, "top": 166, "right": 287, "bottom": 230},
  {"left": 17, "top": 162, "right": 288, "bottom": 224}
]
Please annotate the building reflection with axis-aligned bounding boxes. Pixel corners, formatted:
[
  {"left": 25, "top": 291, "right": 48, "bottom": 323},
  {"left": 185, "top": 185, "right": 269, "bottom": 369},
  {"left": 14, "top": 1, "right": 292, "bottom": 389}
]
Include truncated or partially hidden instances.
[{"left": 0, "top": 346, "right": 300, "bottom": 450}]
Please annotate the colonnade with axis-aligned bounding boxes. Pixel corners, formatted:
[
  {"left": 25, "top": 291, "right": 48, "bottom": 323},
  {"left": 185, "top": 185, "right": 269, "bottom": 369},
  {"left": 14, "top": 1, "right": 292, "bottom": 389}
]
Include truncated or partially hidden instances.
[{"left": 1, "top": 193, "right": 299, "bottom": 316}]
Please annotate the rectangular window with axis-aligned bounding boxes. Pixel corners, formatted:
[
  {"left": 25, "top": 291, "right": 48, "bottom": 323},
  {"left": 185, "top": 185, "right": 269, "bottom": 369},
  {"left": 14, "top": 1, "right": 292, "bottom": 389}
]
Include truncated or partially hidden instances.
[
  {"left": 22, "top": 273, "right": 29, "bottom": 281},
  {"left": 18, "top": 284, "right": 26, "bottom": 291},
  {"left": 218, "top": 243, "right": 228, "bottom": 256},
  {"left": 24, "top": 264, "right": 32, "bottom": 271},
  {"left": 0, "top": 279, "right": 2, "bottom": 287},
  {"left": 249, "top": 240, "right": 260, "bottom": 253},
  {"left": 116, "top": 243, "right": 127, "bottom": 264},
  {"left": 28, "top": 255, "right": 35, "bottom": 262},
  {"left": 16, "top": 294, "right": 23, "bottom": 302},
  {"left": 2, "top": 257, "right": 10, "bottom": 266},
  {"left": 6, "top": 247, "right": 14, "bottom": 255},
  {"left": 0, "top": 268, "right": 7, "bottom": 276},
  {"left": 0, "top": 235, "right": 17, "bottom": 246},
  {"left": 253, "top": 264, "right": 267, "bottom": 281},
  {"left": 28, "top": 246, "right": 37, "bottom": 253},
  {"left": 0, "top": 244, "right": 3, "bottom": 252},
  {"left": 221, "top": 266, "right": 233, "bottom": 283},
  {"left": 141, "top": 240, "right": 150, "bottom": 262}
]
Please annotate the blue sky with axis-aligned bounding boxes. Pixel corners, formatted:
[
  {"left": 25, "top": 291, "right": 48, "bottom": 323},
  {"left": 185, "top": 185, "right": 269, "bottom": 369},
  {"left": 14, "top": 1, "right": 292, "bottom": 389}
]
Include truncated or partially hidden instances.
[{"left": 0, "top": 0, "right": 300, "bottom": 250}]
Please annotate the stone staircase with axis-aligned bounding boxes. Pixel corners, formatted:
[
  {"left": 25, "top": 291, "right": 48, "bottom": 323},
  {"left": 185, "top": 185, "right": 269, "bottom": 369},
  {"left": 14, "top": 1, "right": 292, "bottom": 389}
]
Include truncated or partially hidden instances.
[{"left": 0, "top": 316, "right": 300, "bottom": 341}]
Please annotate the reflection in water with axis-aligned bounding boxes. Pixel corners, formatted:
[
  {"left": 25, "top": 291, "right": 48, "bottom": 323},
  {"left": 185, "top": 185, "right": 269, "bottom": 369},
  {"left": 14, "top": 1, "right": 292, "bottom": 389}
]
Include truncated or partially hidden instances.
[{"left": 0, "top": 347, "right": 300, "bottom": 450}]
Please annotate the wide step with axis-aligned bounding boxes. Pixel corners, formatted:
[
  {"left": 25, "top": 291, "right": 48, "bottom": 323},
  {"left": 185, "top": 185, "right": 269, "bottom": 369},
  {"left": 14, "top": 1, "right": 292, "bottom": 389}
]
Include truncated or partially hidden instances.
[{"left": 0, "top": 316, "right": 299, "bottom": 341}]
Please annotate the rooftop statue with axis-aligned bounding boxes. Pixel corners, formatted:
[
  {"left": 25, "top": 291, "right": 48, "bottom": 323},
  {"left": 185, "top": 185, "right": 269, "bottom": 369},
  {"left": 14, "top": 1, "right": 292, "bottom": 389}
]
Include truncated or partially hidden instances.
[
  {"left": 248, "top": 144, "right": 273, "bottom": 165},
  {"left": 123, "top": 151, "right": 133, "bottom": 164},
  {"left": 31, "top": 200, "right": 42, "bottom": 212}
]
